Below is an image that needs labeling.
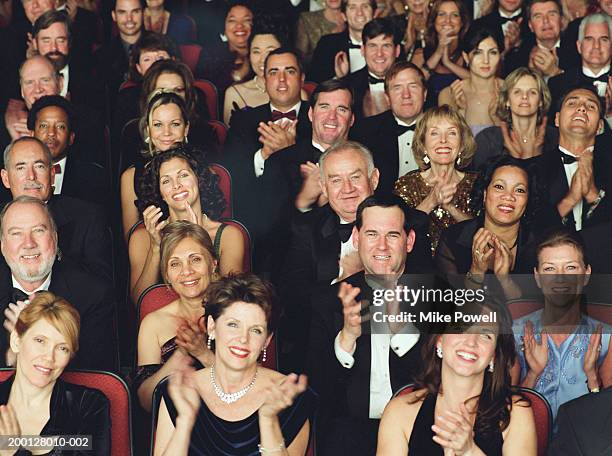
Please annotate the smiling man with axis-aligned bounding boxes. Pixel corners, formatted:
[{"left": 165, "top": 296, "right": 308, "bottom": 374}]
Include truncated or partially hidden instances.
[
  {"left": 0, "top": 195, "right": 116, "bottom": 371},
  {"left": 542, "top": 84, "right": 611, "bottom": 230},
  {"left": 306, "top": 193, "right": 425, "bottom": 455}
]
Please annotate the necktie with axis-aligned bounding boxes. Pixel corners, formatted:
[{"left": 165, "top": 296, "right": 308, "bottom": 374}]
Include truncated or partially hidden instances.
[
  {"left": 271, "top": 110, "right": 297, "bottom": 122},
  {"left": 53, "top": 163, "right": 62, "bottom": 174},
  {"left": 12, "top": 288, "right": 29, "bottom": 303},
  {"left": 368, "top": 75, "right": 384, "bottom": 85},
  {"left": 560, "top": 152, "right": 577, "bottom": 165},
  {"left": 348, "top": 41, "right": 361, "bottom": 50},
  {"left": 338, "top": 221, "right": 355, "bottom": 243},
  {"left": 396, "top": 123, "right": 416, "bottom": 136}
]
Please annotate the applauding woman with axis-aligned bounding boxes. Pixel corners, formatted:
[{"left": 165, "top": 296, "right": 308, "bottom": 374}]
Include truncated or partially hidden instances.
[
  {"left": 135, "top": 221, "right": 217, "bottom": 411},
  {"left": 377, "top": 306, "right": 537, "bottom": 455},
  {"left": 129, "top": 146, "right": 245, "bottom": 302},
  {"left": 154, "top": 274, "right": 316, "bottom": 456},
  {"left": 395, "top": 105, "right": 477, "bottom": 255},
  {"left": 0, "top": 293, "right": 110, "bottom": 455}
]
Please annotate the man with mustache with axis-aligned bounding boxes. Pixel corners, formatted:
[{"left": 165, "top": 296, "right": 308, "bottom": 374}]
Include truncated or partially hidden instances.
[
  {"left": 0, "top": 136, "right": 112, "bottom": 280},
  {"left": 31, "top": 10, "right": 105, "bottom": 114},
  {"left": 0, "top": 195, "right": 116, "bottom": 371}
]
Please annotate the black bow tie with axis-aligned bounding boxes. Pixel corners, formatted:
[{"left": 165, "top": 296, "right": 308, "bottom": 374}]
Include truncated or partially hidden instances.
[
  {"left": 12, "top": 288, "right": 29, "bottom": 304},
  {"left": 368, "top": 75, "right": 384, "bottom": 85},
  {"left": 499, "top": 16, "right": 519, "bottom": 24},
  {"left": 338, "top": 221, "right": 355, "bottom": 243},
  {"left": 560, "top": 151, "right": 577, "bottom": 164},
  {"left": 396, "top": 123, "right": 416, "bottom": 136},
  {"left": 348, "top": 41, "right": 361, "bottom": 50},
  {"left": 585, "top": 72, "right": 609, "bottom": 83}
]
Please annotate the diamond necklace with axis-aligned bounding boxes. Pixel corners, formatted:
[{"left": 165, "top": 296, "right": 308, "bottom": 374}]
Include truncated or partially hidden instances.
[{"left": 210, "top": 365, "right": 257, "bottom": 404}]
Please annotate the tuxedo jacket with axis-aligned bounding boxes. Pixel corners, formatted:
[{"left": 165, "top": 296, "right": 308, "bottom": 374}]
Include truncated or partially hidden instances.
[
  {"left": 547, "top": 66, "right": 610, "bottom": 118},
  {"left": 0, "top": 259, "right": 117, "bottom": 371},
  {"left": 306, "top": 271, "right": 424, "bottom": 427},
  {"left": 47, "top": 195, "right": 113, "bottom": 281},
  {"left": 350, "top": 109, "right": 404, "bottom": 195},
  {"left": 66, "top": 67, "right": 107, "bottom": 117},
  {"left": 221, "top": 103, "right": 312, "bottom": 245},
  {"left": 559, "top": 17, "right": 583, "bottom": 71},
  {"left": 95, "top": 37, "right": 129, "bottom": 106},
  {"left": 60, "top": 153, "right": 111, "bottom": 211},
  {"left": 548, "top": 386, "right": 612, "bottom": 455},
  {"left": 541, "top": 140, "right": 612, "bottom": 229},
  {"left": 341, "top": 67, "right": 370, "bottom": 121},
  {"left": 308, "top": 30, "right": 350, "bottom": 83}
]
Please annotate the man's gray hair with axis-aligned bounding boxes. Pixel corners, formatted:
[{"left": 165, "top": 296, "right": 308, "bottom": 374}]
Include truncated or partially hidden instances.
[
  {"left": 0, "top": 195, "right": 58, "bottom": 240},
  {"left": 318, "top": 140, "right": 375, "bottom": 181},
  {"left": 3, "top": 137, "right": 53, "bottom": 169},
  {"left": 578, "top": 13, "right": 612, "bottom": 41}
]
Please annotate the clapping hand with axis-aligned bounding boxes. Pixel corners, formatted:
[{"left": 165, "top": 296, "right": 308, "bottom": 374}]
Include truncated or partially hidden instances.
[
  {"left": 0, "top": 404, "right": 20, "bottom": 439},
  {"left": 449, "top": 80, "right": 467, "bottom": 111},
  {"left": 432, "top": 403, "right": 477, "bottom": 455},
  {"left": 258, "top": 373, "right": 307, "bottom": 419},
  {"left": 3, "top": 299, "right": 29, "bottom": 334},
  {"left": 583, "top": 325, "right": 602, "bottom": 386},
  {"left": 295, "top": 161, "right": 322, "bottom": 209},
  {"left": 470, "top": 228, "right": 495, "bottom": 275},
  {"left": 605, "top": 76, "right": 612, "bottom": 118},
  {"left": 503, "top": 18, "right": 522, "bottom": 52},
  {"left": 175, "top": 318, "right": 209, "bottom": 360},
  {"left": 167, "top": 356, "right": 200, "bottom": 427},
  {"left": 492, "top": 237, "right": 512, "bottom": 278},
  {"left": 338, "top": 282, "right": 367, "bottom": 352},
  {"left": 523, "top": 320, "right": 548, "bottom": 379},
  {"left": 143, "top": 205, "right": 169, "bottom": 248},
  {"left": 259, "top": 120, "right": 297, "bottom": 160}
]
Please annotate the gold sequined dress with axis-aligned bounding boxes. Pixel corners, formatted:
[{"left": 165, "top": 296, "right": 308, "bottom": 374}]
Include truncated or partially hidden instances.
[{"left": 395, "top": 170, "right": 478, "bottom": 255}]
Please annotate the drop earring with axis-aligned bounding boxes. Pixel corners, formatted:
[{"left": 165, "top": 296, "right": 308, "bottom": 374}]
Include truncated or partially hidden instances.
[
  {"left": 488, "top": 359, "right": 494, "bottom": 372},
  {"left": 423, "top": 154, "right": 430, "bottom": 165},
  {"left": 436, "top": 345, "right": 443, "bottom": 359},
  {"left": 207, "top": 336, "right": 213, "bottom": 350},
  {"left": 262, "top": 347, "right": 267, "bottom": 363}
]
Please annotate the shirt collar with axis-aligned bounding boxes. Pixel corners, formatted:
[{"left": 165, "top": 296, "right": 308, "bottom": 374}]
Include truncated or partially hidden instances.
[
  {"left": 499, "top": 7, "right": 521, "bottom": 18},
  {"left": 537, "top": 39, "right": 560, "bottom": 51},
  {"left": 559, "top": 145, "right": 594, "bottom": 158},
  {"left": 12, "top": 271, "right": 52, "bottom": 295},
  {"left": 312, "top": 141, "right": 325, "bottom": 152},
  {"left": 393, "top": 114, "right": 418, "bottom": 127},
  {"left": 270, "top": 101, "right": 301, "bottom": 116},
  {"left": 583, "top": 64, "right": 610, "bottom": 78}
]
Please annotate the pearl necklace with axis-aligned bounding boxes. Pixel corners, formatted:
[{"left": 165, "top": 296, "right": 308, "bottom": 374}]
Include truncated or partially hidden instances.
[{"left": 210, "top": 365, "right": 257, "bottom": 404}]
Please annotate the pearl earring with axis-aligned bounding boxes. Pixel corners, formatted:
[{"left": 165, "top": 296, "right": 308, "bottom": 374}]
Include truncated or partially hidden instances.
[
  {"left": 488, "top": 359, "right": 494, "bottom": 372},
  {"left": 436, "top": 345, "right": 443, "bottom": 358},
  {"left": 207, "top": 336, "right": 212, "bottom": 350},
  {"left": 262, "top": 347, "right": 267, "bottom": 363}
]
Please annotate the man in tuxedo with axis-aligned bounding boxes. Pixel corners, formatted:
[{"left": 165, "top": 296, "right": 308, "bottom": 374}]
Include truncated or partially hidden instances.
[
  {"left": 471, "top": 0, "right": 527, "bottom": 59},
  {"left": 308, "top": 0, "right": 376, "bottom": 83},
  {"left": 1, "top": 137, "right": 112, "bottom": 280},
  {"left": 0, "top": 196, "right": 116, "bottom": 371},
  {"left": 350, "top": 61, "right": 426, "bottom": 194},
  {"left": 548, "top": 14, "right": 611, "bottom": 119},
  {"left": 31, "top": 10, "right": 105, "bottom": 114},
  {"left": 341, "top": 17, "right": 400, "bottom": 120},
  {"left": 27, "top": 95, "right": 110, "bottom": 208},
  {"left": 265, "top": 78, "right": 354, "bottom": 211},
  {"left": 95, "top": 0, "right": 143, "bottom": 107},
  {"left": 548, "top": 386, "right": 612, "bottom": 455},
  {"left": 504, "top": 0, "right": 570, "bottom": 78},
  {"left": 542, "top": 84, "right": 611, "bottom": 231},
  {"left": 222, "top": 47, "right": 311, "bottom": 275},
  {"left": 306, "top": 193, "right": 425, "bottom": 455}
]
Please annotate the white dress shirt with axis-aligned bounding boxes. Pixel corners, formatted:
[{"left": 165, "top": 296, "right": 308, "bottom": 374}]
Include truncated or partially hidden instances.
[
  {"left": 59, "top": 65, "right": 69, "bottom": 98},
  {"left": 395, "top": 116, "right": 418, "bottom": 177},
  {"left": 500, "top": 8, "right": 522, "bottom": 36},
  {"left": 253, "top": 101, "right": 302, "bottom": 177},
  {"left": 583, "top": 64, "right": 610, "bottom": 97},
  {"left": 52, "top": 156, "right": 68, "bottom": 194},
  {"left": 559, "top": 145, "right": 583, "bottom": 230},
  {"left": 12, "top": 272, "right": 52, "bottom": 297},
  {"left": 349, "top": 37, "right": 366, "bottom": 74},
  {"left": 368, "top": 72, "right": 385, "bottom": 94}
]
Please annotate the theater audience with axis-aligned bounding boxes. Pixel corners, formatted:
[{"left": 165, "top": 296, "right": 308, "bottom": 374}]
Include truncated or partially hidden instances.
[
  {"left": 397, "top": 0, "right": 429, "bottom": 61},
  {"left": 129, "top": 146, "right": 244, "bottom": 302},
  {"left": 0, "top": 292, "right": 111, "bottom": 455},
  {"left": 439, "top": 28, "right": 504, "bottom": 136},
  {"left": 473, "top": 66, "right": 556, "bottom": 170},
  {"left": 470, "top": 0, "right": 526, "bottom": 58},
  {"left": 377, "top": 305, "right": 537, "bottom": 455},
  {"left": 412, "top": 0, "right": 471, "bottom": 107},
  {"left": 1, "top": 136, "right": 112, "bottom": 281},
  {"left": 223, "top": 21, "right": 286, "bottom": 125},
  {"left": 395, "top": 105, "right": 477, "bottom": 255},
  {"left": 154, "top": 273, "right": 316, "bottom": 456},
  {"left": 307, "top": 194, "right": 426, "bottom": 455},
  {"left": 136, "top": 221, "right": 215, "bottom": 411},
  {"left": 351, "top": 61, "right": 427, "bottom": 194},
  {"left": 295, "top": 0, "right": 344, "bottom": 67},
  {"left": 143, "top": 0, "right": 193, "bottom": 45},
  {"left": 512, "top": 228, "right": 612, "bottom": 420},
  {"left": 0, "top": 196, "right": 116, "bottom": 371},
  {"left": 309, "top": 0, "right": 376, "bottom": 83}
]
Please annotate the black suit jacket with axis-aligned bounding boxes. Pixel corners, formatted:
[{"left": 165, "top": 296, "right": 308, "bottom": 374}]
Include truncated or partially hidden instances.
[
  {"left": 306, "top": 272, "right": 424, "bottom": 447},
  {"left": 341, "top": 67, "right": 370, "bottom": 121},
  {"left": 0, "top": 259, "right": 117, "bottom": 371},
  {"left": 47, "top": 195, "right": 112, "bottom": 281},
  {"left": 67, "top": 66, "right": 106, "bottom": 117},
  {"left": 221, "top": 103, "right": 312, "bottom": 245},
  {"left": 60, "top": 153, "right": 111, "bottom": 211},
  {"left": 350, "top": 110, "right": 403, "bottom": 195},
  {"left": 95, "top": 37, "right": 129, "bottom": 105},
  {"left": 308, "top": 30, "right": 350, "bottom": 83},
  {"left": 548, "top": 386, "right": 612, "bottom": 455}
]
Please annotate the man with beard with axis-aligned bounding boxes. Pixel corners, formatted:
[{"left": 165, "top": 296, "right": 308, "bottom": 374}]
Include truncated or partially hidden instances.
[
  {"left": 31, "top": 10, "right": 105, "bottom": 113},
  {"left": 0, "top": 195, "right": 116, "bottom": 370},
  {"left": 1, "top": 136, "right": 112, "bottom": 280}
]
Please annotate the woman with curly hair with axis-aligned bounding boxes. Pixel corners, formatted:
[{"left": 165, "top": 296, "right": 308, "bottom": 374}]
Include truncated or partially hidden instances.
[
  {"left": 129, "top": 146, "right": 245, "bottom": 303},
  {"left": 377, "top": 304, "right": 537, "bottom": 455},
  {"left": 435, "top": 155, "right": 554, "bottom": 298}
]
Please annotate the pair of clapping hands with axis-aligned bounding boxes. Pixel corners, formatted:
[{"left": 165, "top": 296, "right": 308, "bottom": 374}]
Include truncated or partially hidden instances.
[{"left": 258, "top": 119, "right": 297, "bottom": 161}]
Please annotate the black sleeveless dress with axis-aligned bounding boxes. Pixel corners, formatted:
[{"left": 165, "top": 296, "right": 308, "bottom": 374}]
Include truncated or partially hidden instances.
[
  {"left": 408, "top": 394, "right": 503, "bottom": 455},
  {"left": 161, "top": 383, "right": 318, "bottom": 456}
]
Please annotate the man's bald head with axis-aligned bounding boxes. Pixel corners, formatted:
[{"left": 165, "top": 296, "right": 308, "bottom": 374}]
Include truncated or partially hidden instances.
[{"left": 19, "top": 55, "right": 62, "bottom": 110}]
